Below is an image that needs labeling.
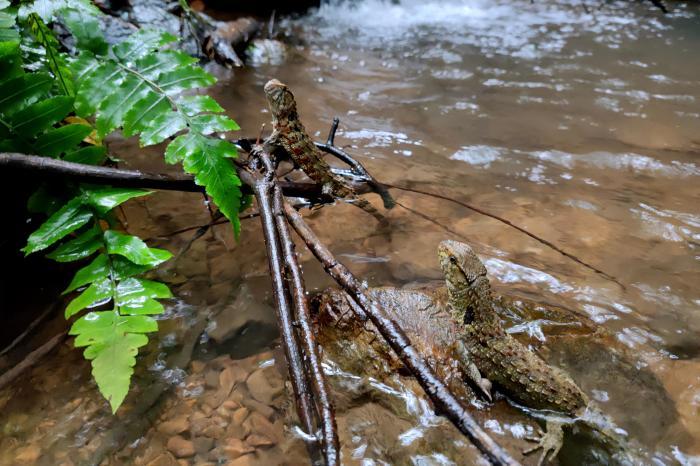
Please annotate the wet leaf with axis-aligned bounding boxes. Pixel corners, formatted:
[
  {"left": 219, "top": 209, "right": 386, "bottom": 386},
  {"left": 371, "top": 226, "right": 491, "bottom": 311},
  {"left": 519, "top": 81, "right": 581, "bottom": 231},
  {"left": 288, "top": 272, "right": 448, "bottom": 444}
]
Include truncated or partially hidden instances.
[
  {"left": 23, "top": 197, "right": 93, "bottom": 254},
  {"left": 104, "top": 230, "right": 172, "bottom": 266}
]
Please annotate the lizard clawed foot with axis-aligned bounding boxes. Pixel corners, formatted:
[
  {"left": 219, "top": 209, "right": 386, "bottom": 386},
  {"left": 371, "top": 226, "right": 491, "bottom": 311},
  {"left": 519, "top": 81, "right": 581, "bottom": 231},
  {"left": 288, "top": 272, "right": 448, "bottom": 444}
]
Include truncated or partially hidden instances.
[{"left": 523, "top": 421, "right": 564, "bottom": 466}]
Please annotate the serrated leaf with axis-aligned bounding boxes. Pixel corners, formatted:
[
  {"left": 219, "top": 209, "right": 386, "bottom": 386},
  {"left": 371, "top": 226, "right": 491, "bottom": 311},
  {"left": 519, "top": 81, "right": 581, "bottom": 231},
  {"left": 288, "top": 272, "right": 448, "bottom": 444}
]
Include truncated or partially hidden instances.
[
  {"left": 164, "top": 132, "right": 197, "bottom": 164},
  {"left": 34, "top": 123, "right": 92, "bottom": 157},
  {"left": 177, "top": 94, "right": 225, "bottom": 116},
  {"left": 82, "top": 187, "right": 151, "bottom": 214},
  {"left": 113, "top": 29, "right": 176, "bottom": 62},
  {"left": 189, "top": 114, "right": 240, "bottom": 135},
  {"left": 64, "top": 253, "right": 109, "bottom": 293},
  {"left": 8, "top": 95, "right": 74, "bottom": 138},
  {"left": 70, "top": 51, "right": 99, "bottom": 85},
  {"left": 0, "top": 73, "right": 52, "bottom": 115},
  {"left": 122, "top": 92, "right": 170, "bottom": 137},
  {"left": 47, "top": 224, "right": 101, "bottom": 262},
  {"left": 63, "top": 145, "right": 106, "bottom": 165},
  {"left": 60, "top": 7, "right": 107, "bottom": 55},
  {"left": 0, "top": 42, "right": 21, "bottom": 79},
  {"left": 65, "top": 277, "right": 112, "bottom": 318},
  {"left": 116, "top": 277, "right": 171, "bottom": 315},
  {"left": 158, "top": 66, "right": 216, "bottom": 95},
  {"left": 104, "top": 230, "right": 172, "bottom": 266},
  {"left": 74, "top": 61, "right": 121, "bottom": 117},
  {"left": 135, "top": 49, "right": 198, "bottom": 80},
  {"left": 23, "top": 197, "right": 93, "bottom": 254},
  {"left": 182, "top": 137, "right": 242, "bottom": 236},
  {"left": 69, "top": 312, "right": 154, "bottom": 412},
  {"left": 139, "top": 111, "right": 185, "bottom": 146},
  {"left": 26, "top": 13, "right": 74, "bottom": 96},
  {"left": 19, "top": 0, "right": 100, "bottom": 22},
  {"left": 95, "top": 74, "right": 150, "bottom": 138}
]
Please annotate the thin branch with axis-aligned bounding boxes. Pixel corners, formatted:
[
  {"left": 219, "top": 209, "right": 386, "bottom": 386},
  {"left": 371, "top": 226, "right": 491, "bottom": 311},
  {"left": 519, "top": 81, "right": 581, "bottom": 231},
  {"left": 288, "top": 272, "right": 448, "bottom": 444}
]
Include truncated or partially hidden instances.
[
  {"left": 283, "top": 201, "right": 519, "bottom": 466},
  {"left": 273, "top": 183, "right": 339, "bottom": 465},
  {"left": 0, "top": 333, "right": 66, "bottom": 390},
  {"left": 248, "top": 153, "right": 319, "bottom": 454}
]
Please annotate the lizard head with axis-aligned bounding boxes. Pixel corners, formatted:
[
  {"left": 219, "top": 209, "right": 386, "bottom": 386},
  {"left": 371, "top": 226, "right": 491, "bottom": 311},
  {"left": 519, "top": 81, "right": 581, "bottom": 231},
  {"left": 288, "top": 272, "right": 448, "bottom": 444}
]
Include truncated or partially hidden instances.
[
  {"left": 264, "top": 79, "right": 297, "bottom": 120},
  {"left": 437, "top": 240, "right": 492, "bottom": 324}
]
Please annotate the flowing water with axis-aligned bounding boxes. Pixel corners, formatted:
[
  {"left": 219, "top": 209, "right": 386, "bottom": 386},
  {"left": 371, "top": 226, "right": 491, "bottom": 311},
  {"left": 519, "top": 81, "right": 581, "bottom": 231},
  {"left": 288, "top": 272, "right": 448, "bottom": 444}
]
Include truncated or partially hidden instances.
[{"left": 1, "top": 0, "right": 699, "bottom": 465}]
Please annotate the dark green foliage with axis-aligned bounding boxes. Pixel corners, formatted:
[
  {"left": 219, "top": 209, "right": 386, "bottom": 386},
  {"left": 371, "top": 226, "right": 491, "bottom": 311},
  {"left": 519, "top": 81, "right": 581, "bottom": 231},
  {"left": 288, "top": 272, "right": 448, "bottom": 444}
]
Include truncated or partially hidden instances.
[{"left": 1, "top": 0, "right": 243, "bottom": 412}]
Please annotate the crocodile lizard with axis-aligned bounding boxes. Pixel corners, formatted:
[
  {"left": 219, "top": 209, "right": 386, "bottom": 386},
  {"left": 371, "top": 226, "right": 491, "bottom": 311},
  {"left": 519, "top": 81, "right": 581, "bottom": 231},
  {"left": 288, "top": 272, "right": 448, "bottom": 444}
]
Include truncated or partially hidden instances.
[
  {"left": 438, "top": 240, "right": 643, "bottom": 465},
  {"left": 315, "top": 241, "right": 656, "bottom": 464},
  {"left": 263, "top": 79, "right": 392, "bottom": 219}
]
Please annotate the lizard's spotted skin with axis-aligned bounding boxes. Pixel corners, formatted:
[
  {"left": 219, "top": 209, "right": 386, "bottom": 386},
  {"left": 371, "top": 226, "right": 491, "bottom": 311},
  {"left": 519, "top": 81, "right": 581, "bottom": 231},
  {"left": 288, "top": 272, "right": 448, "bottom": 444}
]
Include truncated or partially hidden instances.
[
  {"left": 438, "top": 240, "right": 590, "bottom": 464},
  {"left": 263, "top": 79, "right": 385, "bottom": 221}
]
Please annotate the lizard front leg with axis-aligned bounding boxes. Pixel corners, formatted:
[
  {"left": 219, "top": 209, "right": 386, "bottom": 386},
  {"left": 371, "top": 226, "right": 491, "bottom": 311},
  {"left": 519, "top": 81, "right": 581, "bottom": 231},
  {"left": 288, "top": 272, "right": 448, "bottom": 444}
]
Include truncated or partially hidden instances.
[
  {"left": 454, "top": 339, "right": 492, "bottom": 401},
  {"left": 524, "top": 420, "right": 565, "bottom": 466}
]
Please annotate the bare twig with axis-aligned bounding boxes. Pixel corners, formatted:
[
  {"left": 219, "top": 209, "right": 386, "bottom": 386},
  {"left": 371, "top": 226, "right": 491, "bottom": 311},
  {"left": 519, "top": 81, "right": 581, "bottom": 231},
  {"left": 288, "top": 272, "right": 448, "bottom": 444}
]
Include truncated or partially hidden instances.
[
  {"left": 0, "top": 302, "right": 60, "bottom": 357},
  {"left": 283, "top": 201, "right": 519, "bottom": 466},
  {"left": 248, "top": 153, "right": 319, "bottom": 456},
  {"left": 272, "top": 183, "right": 339, "bottom": 465},
  {"left": 0, "top": 333, "right": 66, "bottom": 390}
]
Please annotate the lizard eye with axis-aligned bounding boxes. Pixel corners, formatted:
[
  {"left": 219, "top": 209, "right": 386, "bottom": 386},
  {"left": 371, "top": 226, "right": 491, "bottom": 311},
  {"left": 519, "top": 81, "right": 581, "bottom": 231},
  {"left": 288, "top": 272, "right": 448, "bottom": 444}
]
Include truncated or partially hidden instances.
[{"left": 449, "top": 256, "right": 458, "bottom": 264}]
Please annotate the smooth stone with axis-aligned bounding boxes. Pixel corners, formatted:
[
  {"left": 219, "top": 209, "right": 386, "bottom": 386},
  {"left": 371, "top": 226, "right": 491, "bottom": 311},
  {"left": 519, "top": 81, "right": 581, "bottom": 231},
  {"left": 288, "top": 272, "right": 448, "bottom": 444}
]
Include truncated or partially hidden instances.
[
  {"left": 241, "top": 398, "right": 274, "bottom": 419},
  {"left": 157, "top": 415, "right": 189, "bottom": 436},
  {"left": 224, "top": 454, "right": 256, "bottom": 466},
  {"left": 193, "top": 437, "right": 215, "bottom": 455},
  {"left": 231, "top": 407, "right": 249, "bottom": 425},
  {"left": 15, "top": 445, "right": 41, "bottom": 463},
  {"left": 246, "top": 368, "right": 283, "bottom": 405},
  {"left": 245, "top": 412, "right": 280, "bottom": 443},
  {"left": 190, "top": 360, "right": 206, "bottom": 374},
  {"left": 246, "top": 434, "right": 275, "bottom": 448},
  {"left": 223, "top": 438, "right": 255, "bottom": 459},
  {"left": 145, "top": 453, "right": 178, "bottom": 466},
  {"left": 166, "top": 436, "right": 195, "bottom": 458}
]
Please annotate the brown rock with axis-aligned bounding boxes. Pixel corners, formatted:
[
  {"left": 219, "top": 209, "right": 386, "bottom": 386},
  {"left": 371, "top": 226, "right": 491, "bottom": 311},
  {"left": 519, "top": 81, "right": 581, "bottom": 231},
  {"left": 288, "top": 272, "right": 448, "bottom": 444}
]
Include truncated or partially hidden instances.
[
  {"left": 166, "top": 436, "right": 195, "bottom": 458},
  {"left": 193, "top": 437, "right": 215, "bottom": 455},
  {"left": 245, "top": 412, "right": 280, "bottom": 443},
  {"left": 15, "top": 445, "right": 41, "bottom": 463},
  {"left": 145, "top": 453, "right": 178, "bottom": 466},
  {"left": 226, "top": 420, "right": 251, "bottom": 440},
  {"left": 190, "top": 360, "right": 206, "bottom": 374},
  {"left": 223, "top": 438, "right": 255, "bottom": 459},
  {"left": 241, "top": 398, "right": 274, "bottom": 419},
  {"left": 222, "top": 400, "right": 239, "bottom": 410},
  {"left": 224, "top": 454, "right": 256, "bottom": 466},
  {"left": 157, "top": 415, "right": 190, "bottom": 436},
  {"left": 231, "top": 407, "right": 249, "bottom": 425},
  {"left": 246, "top": 368, "right": 283, "bottom": 405},
  {"left": 246, "top": 434, "right": 275, "bottom": 448},
  {"left": 204, "top": 370, "right": 220, "bottom": 389}
]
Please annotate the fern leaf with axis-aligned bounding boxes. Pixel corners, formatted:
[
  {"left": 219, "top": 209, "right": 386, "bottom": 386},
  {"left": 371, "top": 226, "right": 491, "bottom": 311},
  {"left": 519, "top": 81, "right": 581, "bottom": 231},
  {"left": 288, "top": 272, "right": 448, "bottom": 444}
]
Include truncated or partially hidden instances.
[
  {"left": 33, "top": 122, "right": 92, "bottom": 156},
  {"left": 74, "top": 61, "right": 121, "bottom": 117},
  {"left": 70, "top": 312, "right": 155, "bottom": 413},
  {"left": 95, "top": 75, "right": 149, "bottom": 138},
  {"left": 46, "top": 224, "right": 101, "bottom": 262},
  {"left": 8, "top": 94, "right": 73, "bottom": 137},
  {"left": 26, "top": 13, "right": 74, "bottom": 95},
  {"left": 82, "top": 187, "right": 151, "bottom": 214},
  {"left": 112, "top": 29, "right": 177, "bottom": 62},
  {"left": 63, "top": 145, "right": 106, "bottom": 165},
  {"left": 59, "top": 7, "right": 107, "bottom": 55},
  {"left": 122, "top": 93, "right": 170, "bottom": 137},
  {"left": 103, "top": 230, "right": 172, "bottom": 266},
  {"left": 65, "top": 277, "right": 112, "bottom": 318},
  {"left": 23, "top": 197, "right": 93, "bottom": 254},
  {"left": 181, "top": 137, "right": 242, "bottom": 235},
  {"left": 0, "top": 73, "right": 52, "bottom": 114}
]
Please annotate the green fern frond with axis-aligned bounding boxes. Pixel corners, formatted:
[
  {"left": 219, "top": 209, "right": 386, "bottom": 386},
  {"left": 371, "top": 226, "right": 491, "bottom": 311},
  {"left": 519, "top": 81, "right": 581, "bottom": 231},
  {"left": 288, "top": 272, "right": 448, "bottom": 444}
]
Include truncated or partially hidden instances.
[{"left": 71, "top": 30, "right": 243, "bottom": 233}]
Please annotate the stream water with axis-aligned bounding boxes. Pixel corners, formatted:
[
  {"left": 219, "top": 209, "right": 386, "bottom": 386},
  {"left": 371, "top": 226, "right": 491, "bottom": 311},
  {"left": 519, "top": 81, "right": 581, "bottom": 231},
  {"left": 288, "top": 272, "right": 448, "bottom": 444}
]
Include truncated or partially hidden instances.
[{"left": 1, "top": 0, "right": 699, "bottom": 465}]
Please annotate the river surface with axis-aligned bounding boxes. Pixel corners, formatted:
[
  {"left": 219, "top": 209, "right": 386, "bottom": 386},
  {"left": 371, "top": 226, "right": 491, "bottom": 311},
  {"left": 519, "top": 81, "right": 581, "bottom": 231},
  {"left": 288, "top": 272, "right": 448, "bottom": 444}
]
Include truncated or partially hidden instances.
[{"left": 1, "top": 0, "right": 699, "bottom": 465}]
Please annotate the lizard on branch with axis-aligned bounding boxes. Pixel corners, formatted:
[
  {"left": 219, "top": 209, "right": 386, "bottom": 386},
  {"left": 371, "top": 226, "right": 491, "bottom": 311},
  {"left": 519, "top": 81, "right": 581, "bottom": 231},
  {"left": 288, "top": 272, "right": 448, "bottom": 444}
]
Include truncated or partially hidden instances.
[{"left": 262, "top": 79, "right": 394, "bottom": 220}]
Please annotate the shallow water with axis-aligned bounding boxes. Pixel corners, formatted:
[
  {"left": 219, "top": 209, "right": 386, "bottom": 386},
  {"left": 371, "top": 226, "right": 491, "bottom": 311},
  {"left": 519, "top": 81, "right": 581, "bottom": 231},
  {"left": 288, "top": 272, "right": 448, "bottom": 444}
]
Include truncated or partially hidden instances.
[{"left": 1, "top": 0, "right": 699, "bottom": 465}]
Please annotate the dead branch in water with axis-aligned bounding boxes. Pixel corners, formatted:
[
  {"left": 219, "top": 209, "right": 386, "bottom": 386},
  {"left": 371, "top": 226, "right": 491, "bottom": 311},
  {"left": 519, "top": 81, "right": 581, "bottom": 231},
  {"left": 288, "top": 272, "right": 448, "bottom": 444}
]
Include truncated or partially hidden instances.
[
  {"left": 245, "top": 150, "right": 339, "bottom": 465},
  {"left": 0, "top": 333, "right": 65, "bottom": 390},
  {"left": 282, "top": 199, "right": 518, "bottom": 466}
]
